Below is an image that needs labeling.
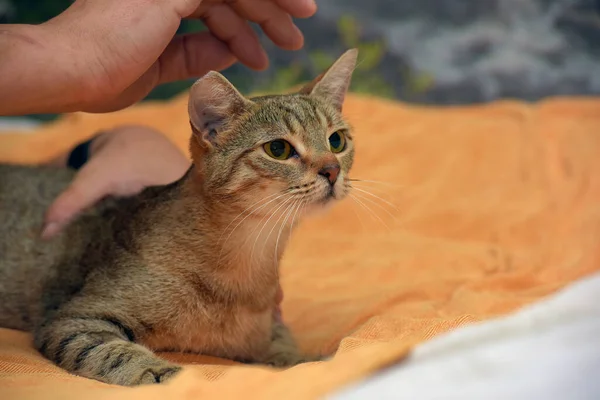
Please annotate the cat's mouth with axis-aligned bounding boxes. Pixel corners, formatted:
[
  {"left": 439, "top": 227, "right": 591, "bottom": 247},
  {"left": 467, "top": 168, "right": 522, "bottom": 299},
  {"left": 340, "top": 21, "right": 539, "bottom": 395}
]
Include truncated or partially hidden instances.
[
  {"left": 293, "top": 178, "right": 348, "bottom": 214},
  {"left": 325, "top": 185, "right": 335, "bottom": 198},
  {"left": 316, "top": 185, "right": 342, "bottom": 205},
  {"left": 303, "top": 193, "right": 336, "bottom": 215},
  {"left": 318, "top": 191, "right": 335, "bottom": 204}
]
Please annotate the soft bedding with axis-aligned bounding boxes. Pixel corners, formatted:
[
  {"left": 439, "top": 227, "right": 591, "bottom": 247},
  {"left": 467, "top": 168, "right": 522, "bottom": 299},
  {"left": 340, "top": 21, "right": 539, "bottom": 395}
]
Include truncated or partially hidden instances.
[{"left": 1, "top": 93, "right": 599, "bottom": 399}]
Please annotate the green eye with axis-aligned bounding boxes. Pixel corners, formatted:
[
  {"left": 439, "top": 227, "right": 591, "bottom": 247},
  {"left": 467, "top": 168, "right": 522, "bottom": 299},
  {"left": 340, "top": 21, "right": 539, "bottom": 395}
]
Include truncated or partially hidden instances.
[
  {"left": 263, "top": 140, "right": 293, "bottom": 160},
  {"left": 329, "top": 131, "right": 346, "bottom": 153}
]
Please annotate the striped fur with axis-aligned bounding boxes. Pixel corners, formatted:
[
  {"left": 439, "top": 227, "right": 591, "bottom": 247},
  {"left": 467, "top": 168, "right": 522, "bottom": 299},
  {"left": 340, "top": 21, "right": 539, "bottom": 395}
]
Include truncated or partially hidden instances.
[{"left": 0, "top": 49, "right": 358, "bottom": 386}]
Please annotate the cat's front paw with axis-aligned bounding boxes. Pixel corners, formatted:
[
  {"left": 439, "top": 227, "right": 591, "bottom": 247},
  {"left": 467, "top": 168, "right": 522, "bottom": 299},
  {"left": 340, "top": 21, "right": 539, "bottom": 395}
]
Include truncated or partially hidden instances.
[
  {"left": 262, "top": 321, "right": 325, "bottom": 367},
  {"left": 262, "top": 346, "right": 325, "bottom": 368},
  {"left": 264, "top": 351, "right": 327, "bottom": 367},
  {"left": 106, "top": 358, "right": 182, "bottom": 386},
  {"left": 135, "top": 365, "right": 182, "bottom": 385},
  {"left": 263, "top": 351, "right": 306, "bottom": 368}
]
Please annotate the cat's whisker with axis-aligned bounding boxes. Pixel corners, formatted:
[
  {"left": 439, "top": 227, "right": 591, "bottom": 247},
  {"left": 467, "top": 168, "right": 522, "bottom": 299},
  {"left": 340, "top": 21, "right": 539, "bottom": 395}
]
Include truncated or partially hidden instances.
[
  {"left": 263, "top": 197, "right": 299, "bottom": 261},
  {"left": 348, "top": 182, "right": 396, "bottom": 197},
  {"left": 217, "top": 192, "right": 291, "bottom": 267},
  {"left": 350, "top": 186, "right": 398, "bottom": 211},
  {"left": 347, "top": 182, "right": 400, "bottom": 205},
  {"left": 217, "top": 191, "right": 287, "bottom": 245},
  {"left": 348, "top": 194, "right": 370, "bottom": 220},
  {"left": 273, "top": 199, "right": 301, "bottom": 263},
  {"left": 245, "top": 196, "right": 293, "bottom": 253},
  {"left": 220, "top": 192, "right": 290, "bottom": 243},
  {"left": 351, "top": 190, "right": 397, "bottom": 222},
  {"left": 348, "top": 198, "right": 366, "bottom": 232},
  {"left": 349, "top": 193, "right": 391, "bottom": 231},
  {"left": 249, "top": 195, "right": 296, "bottom": 266},
  {"left": 286, "top": 198, "right": 306, "bottom": 246},
  {"left": 292, "top": 199, "right": 306, "bottom": 231},
  {"left": 348, "top": 178, "right": 402, "bottom": 188}
]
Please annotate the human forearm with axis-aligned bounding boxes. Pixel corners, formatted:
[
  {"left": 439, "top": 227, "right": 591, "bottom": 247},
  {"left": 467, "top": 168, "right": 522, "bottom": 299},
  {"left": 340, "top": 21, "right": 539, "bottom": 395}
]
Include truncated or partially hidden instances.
[
  {"left": 0, "top": 24, "right": 91, "bottom": 116},
  {"left": 41, "top": 125, "right": 190, "bottom": 239},
  {"left": 0, "top": 0, "right": 316, "bottom": 116}
]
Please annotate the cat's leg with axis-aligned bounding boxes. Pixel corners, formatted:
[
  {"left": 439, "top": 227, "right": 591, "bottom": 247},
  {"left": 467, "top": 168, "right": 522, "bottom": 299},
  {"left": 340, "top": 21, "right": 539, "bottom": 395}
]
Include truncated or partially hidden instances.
[
  {"left": 260, "top": 320, "right": 323, "bottom": 367},
  {"left": 35, "top": 316, "right": 181, "bottom": 386}
]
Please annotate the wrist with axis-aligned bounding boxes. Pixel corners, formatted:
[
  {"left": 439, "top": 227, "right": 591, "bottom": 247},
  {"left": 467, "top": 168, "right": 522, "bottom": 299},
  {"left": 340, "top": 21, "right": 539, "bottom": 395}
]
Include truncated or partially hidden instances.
[
  {"left": 45, "top": 131, "right": 105, "bottom": 169},
  {"left": 88, "top": 131, "right": 110, "bottom": 156}
]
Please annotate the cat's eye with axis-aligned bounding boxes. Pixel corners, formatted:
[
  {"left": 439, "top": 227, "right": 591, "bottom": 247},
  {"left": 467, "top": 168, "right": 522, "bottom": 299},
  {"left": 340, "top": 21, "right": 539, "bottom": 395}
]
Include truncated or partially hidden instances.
[
  {"left": 329, "top": 131, "right": 347, "bottom": 153},
  {"left": 263, "top": 140, "right": 294, "bottom": 160}
]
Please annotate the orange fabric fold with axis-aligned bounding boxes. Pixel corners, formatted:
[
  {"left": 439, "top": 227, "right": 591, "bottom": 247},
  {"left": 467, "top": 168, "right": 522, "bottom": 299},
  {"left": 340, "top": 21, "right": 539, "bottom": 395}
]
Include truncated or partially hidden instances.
[{"left": 1, "top": 93, "right": 599, "bottom": 399}]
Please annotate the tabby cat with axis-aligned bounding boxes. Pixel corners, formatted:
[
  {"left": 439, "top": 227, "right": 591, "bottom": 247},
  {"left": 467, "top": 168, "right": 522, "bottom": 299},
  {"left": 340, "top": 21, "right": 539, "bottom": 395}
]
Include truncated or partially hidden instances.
[{"left": 0, "top": 49, "right": 357, "bottom": 386}]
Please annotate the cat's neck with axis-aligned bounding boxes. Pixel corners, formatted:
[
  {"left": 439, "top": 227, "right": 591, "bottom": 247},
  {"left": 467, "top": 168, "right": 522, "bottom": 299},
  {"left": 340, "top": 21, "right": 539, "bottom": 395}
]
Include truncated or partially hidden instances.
[
  {"left": 130, "top": 166, "right": 296, "bottom": 301},
  {"left": 195, "top": 173, "right": 295, "bottom": 272}
]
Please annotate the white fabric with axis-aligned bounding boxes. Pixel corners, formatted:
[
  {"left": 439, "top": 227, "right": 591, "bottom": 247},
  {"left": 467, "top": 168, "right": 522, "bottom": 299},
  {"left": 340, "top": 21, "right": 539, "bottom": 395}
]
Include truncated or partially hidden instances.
[
  {"left": 0, "top": 117, "right": 41, "bottom": 133},
  {"left": 331, "top": 272, "right": 600, "bottom": 400}
]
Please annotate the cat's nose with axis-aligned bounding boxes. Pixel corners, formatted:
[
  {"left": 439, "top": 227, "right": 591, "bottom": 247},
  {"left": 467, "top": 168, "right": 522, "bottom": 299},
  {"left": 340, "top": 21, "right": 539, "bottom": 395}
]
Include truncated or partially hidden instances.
[{"left": 318, "top": 164, "right": 340, "bottom": 185}]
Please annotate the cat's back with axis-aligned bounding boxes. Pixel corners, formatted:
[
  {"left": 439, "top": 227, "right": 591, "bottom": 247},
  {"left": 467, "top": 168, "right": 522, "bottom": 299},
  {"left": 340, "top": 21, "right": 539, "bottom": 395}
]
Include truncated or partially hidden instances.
[
  {"left": 0, "top": 163, "right": 75, "bottom": 246},
  {"left": 0, "top": 163, "right": 75, "bottom": 215},
  {"left": 0, "top": 164, "right": 78, "bottom": 330}
]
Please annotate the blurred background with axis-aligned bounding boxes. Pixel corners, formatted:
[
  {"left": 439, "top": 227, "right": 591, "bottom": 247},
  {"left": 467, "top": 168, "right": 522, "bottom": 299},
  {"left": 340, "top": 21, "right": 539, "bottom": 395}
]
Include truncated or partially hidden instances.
[{"left": 2, "top": 0, "right": 600, "bottom": 125}]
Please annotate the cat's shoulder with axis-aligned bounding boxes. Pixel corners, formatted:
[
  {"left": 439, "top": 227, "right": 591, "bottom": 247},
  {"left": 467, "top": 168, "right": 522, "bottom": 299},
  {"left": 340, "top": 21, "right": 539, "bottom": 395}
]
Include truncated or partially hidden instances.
[{"left": 0, "top": 163, "right": 76, "bottom": 193}]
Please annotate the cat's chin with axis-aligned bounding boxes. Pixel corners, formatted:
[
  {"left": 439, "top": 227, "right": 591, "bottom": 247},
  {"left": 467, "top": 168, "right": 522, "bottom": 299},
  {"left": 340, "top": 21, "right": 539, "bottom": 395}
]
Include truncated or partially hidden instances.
[
  {"left": 303, "top": 204, "right": 333, "bottom": 219},
  {"left": 303, "top": 194, "right": 341, "bottom": 217}
]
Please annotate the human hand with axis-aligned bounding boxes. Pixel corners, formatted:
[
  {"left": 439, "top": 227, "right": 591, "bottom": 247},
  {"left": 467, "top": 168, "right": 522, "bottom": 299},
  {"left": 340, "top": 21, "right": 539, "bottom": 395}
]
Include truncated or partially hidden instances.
[
  {"left": 41, "top": 126, "right": 191, "bottom": 239},
  {"left": 38, "top": 0, "right": 317, "bottom": 113}
]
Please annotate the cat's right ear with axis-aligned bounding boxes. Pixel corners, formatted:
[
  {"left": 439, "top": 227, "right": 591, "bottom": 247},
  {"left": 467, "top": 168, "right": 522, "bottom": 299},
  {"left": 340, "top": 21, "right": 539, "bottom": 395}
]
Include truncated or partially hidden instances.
[
  {"left": 188, "top": 71, "right": 252, "bottom": 148},
  {"left": 299, "top": 48, "right": 358, "bottom": 111}
]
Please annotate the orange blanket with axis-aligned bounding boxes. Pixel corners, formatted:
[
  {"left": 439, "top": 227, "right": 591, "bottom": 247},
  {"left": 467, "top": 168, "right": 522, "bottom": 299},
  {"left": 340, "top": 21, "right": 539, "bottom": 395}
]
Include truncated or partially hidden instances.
[{"left": 1, "top": 93, "right": 600, "bottom": 399}]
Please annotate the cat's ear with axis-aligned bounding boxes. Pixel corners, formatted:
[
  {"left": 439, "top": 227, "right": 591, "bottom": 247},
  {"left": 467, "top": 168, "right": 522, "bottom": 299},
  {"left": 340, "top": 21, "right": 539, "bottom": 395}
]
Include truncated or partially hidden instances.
[
  {"left": 188, "top": 71, "right": 252, "bottom": 148},
  {"left": 300, "top": 48, "right": 358, "bottom": 111}
]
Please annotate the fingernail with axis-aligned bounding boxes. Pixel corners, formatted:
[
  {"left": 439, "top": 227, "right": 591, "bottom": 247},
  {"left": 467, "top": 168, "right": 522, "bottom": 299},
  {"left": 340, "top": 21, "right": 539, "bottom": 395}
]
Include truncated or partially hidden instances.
[{"left": 41, "top": 222, "right": 60, "bottom": 240}]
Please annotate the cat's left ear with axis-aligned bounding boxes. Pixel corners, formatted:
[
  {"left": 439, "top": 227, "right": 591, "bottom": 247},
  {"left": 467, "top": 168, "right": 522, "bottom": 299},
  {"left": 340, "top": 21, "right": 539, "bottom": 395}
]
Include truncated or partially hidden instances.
[
  {"left": 188, "top": 71, "right": 253, "bottom": 148},
  {"left": 300, "top": 48, "right": 358, "bottom": 111}
]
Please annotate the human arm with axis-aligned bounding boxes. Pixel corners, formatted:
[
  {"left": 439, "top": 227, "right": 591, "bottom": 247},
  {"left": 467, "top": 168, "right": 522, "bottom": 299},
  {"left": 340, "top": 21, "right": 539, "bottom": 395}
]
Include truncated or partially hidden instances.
[
  {"left": 42, "top": 125, "right": 191, "bottom": 238},
  {"left": 0, "top": 0, "right": 317, "bottom": 116}
]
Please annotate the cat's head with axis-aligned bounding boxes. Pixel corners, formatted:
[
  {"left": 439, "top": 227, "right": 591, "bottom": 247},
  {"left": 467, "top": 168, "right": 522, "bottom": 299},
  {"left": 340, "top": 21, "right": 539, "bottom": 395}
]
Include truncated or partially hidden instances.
[{"left": 187, "top": 49, "right": 357, "bottom": 216}]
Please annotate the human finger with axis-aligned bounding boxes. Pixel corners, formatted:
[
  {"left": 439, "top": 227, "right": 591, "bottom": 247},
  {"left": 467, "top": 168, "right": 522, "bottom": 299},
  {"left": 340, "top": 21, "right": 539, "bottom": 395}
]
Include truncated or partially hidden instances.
[
  {"left": 227, "top": 0, "right": 303, "bottom": 50},
  {"left": 187, "top": 0, "right": 317, "bottom": 20},
  {"left": 274, "top": 0, "right": 317, "bottom": 18},
  {"left": 201, "top": 4, "right": 269, "bottom": 70}
]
